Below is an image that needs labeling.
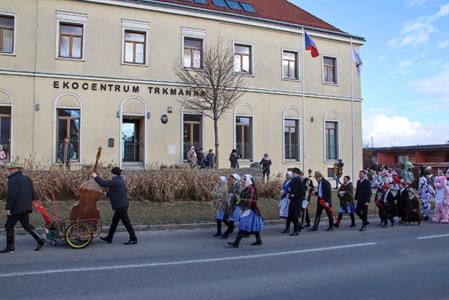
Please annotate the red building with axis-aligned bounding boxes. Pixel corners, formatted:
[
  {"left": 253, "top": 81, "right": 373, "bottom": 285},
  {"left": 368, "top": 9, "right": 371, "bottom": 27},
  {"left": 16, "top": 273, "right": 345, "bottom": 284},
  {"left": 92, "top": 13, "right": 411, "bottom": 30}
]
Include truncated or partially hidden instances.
[{"left": 363, "top": 144, "right": 449, "bottom": 173}]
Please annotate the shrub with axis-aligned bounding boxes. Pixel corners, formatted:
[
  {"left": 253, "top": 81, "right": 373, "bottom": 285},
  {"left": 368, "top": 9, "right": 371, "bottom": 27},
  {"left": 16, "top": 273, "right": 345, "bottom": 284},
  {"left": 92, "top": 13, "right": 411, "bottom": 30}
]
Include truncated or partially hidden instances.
[{"left": 0, "top": 167, "right": 282, "bottom": 202}]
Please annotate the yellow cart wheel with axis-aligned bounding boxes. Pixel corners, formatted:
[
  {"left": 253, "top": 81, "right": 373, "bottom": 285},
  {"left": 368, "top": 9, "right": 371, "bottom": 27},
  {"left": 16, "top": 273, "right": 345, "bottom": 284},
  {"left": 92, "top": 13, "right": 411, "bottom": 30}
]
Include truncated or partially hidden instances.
[{"left": 64, "top": 222, "right": 93, "bottom": 249}]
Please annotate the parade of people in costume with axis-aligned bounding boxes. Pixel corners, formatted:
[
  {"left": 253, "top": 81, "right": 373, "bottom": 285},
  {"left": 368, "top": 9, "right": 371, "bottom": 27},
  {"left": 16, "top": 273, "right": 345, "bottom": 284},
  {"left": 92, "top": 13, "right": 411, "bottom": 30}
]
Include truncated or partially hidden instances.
[{"left": 2, "top": 150, "right": 449, "bottom": 253}]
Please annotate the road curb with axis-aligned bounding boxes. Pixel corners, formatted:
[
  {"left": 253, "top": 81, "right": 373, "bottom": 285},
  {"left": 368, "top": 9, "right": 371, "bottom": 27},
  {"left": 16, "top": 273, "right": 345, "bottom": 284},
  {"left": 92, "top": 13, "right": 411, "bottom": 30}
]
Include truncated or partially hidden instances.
[{"left": 0, "top": 215, "right": 381, "bottom": 236}]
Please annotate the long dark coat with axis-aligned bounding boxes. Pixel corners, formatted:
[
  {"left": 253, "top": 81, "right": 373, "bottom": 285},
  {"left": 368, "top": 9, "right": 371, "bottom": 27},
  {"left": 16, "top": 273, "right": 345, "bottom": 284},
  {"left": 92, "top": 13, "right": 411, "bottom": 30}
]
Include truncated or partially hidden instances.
[
  {"left": 6, "top": 171, "right": 37, "bottom": 215},
  {"left": 288, "top": 176, "right": 305, "bottom": 221}
]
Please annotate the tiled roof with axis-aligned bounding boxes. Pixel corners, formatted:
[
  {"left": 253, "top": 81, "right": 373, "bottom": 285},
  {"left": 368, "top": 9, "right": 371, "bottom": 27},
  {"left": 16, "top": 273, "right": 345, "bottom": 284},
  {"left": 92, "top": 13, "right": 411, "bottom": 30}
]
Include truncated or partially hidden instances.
[{"left": 130, "top": 0, "right": 345, "bottom": 34}]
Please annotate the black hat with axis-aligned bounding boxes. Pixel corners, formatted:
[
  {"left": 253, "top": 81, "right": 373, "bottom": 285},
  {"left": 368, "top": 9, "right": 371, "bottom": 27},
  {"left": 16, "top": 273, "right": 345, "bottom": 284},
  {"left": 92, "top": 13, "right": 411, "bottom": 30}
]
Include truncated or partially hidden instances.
[
  {"left": 291, "top": 167, "right": 301, "bottom": 175},
  {"left": 111, "top": 167, "right": 122, "bottom": 176}
]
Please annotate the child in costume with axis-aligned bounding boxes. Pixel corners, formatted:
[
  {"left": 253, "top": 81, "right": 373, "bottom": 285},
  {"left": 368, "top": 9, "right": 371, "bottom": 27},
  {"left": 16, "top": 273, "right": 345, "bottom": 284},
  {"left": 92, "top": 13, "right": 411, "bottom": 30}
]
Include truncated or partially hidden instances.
[{"left": 432, "top": 176, "right": 449, "bottom": 224}]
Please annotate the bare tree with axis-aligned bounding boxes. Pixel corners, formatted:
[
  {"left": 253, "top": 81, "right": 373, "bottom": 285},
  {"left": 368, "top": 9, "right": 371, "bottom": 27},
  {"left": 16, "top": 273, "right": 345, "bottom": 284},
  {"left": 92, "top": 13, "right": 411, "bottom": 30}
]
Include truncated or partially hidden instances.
[{"left": 175, "top": 39, "right": 247, "bottom": 168}]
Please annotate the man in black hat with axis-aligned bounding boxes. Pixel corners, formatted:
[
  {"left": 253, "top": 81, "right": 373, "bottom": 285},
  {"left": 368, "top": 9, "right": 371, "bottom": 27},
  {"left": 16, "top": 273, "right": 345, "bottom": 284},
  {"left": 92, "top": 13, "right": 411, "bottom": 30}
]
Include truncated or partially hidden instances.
[
  {"left": 1, "top": 163, "right": 46, "bottom": 253},
  {"left": 92, "top": 167, "right": 137, "bottom": 245},
  {"left": 286, "top": 168, "right": 305, "bottom": 236}
]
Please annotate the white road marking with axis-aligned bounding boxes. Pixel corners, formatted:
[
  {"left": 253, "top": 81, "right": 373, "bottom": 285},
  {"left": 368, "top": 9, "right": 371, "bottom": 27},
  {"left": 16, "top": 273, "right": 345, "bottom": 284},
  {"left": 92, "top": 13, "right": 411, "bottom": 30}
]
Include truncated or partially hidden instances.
[
  {"left": 417, "top": 234, "right": 449, "bottom": 240},
  {"left": 0, "top": 242, "right": 377, "bottom": 278}
]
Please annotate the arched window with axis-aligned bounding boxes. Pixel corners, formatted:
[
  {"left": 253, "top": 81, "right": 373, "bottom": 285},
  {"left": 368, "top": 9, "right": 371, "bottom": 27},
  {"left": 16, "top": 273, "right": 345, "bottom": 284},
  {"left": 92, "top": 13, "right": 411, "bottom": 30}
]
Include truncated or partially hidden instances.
[
  {"left": 324, "top": 110, "right": 340, "bottom": 162},
  {"left": 283, "top": 107, "right": 300, "bottom": 161},
  {"left": 54, "top": 93, "right": 82, "bottom": 163},
  {"left": 0, "top": 88, "right": 13, "bottom": 162},
  {"left": 234, "top": 104, "right": 254, "bottom": 161}
]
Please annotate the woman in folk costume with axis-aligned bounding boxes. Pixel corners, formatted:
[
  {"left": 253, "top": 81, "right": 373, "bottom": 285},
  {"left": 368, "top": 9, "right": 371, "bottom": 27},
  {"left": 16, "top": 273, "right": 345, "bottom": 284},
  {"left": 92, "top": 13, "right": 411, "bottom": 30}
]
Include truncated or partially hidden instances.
[
  {"left": 418, "top": 167, "right": 435, "bottom": 221},
  {"left": 221, "top": 174, "right": 243, "bottom": 239},
  {"left": 279, "top": 171, "right": 292, "bottom": 224},
  {"left": 212, "top": 176, "right": 231, "bottom": 237},
  {"left": 228, "top": 175, "right": 264, "bottom": 248}
]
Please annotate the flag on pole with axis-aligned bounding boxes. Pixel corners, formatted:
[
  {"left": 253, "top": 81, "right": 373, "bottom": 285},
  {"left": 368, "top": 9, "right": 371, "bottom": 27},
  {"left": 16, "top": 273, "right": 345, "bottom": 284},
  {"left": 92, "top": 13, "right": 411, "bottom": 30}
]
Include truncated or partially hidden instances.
[
  {"left": 352, "top": 48, "right": 363, "bottom": 76},
  {"left": 304, "top": 31, "right": 319, "bottom": 58}
]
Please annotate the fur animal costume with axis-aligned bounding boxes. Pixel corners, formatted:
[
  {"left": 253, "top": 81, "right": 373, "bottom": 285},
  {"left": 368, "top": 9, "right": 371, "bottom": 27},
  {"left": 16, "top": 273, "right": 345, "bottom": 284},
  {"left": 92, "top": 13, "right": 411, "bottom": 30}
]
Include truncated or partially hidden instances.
[{"left": 432, "top": 176, "right": 449, "bottom": 224}]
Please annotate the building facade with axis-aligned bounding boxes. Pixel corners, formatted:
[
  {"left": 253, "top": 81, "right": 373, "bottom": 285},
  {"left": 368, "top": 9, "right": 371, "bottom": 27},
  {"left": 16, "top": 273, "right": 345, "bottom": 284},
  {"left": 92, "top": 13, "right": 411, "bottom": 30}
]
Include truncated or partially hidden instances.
[{"left": 0, "top": 0, "right": 364, "bottom": 178}]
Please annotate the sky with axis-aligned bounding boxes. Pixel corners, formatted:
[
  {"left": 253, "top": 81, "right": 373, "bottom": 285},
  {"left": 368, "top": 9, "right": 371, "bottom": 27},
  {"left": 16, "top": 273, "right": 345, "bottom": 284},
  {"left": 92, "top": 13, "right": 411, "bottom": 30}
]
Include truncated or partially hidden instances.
[{"left": 290, "top": 0, "right": 449, "bottom": 147}]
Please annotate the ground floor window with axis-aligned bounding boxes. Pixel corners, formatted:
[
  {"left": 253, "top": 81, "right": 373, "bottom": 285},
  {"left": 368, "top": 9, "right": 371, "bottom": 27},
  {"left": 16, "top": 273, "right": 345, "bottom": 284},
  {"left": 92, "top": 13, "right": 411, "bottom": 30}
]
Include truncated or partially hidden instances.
[
  {"left": 325, "top": 121, "right": 338, "bottom": 161},
  {"left": 236, "top": 116, "right": 253, "bottom": 161},
  {"left": 284, "top": 119, "right": 299, "bottom": 160},
  {"left": 57, "top": 108, "right": 80, "bottom": 162},
  {"left": 183, "top": 114, "right": 202, "bottom": 160},
  {"left": 0, "top": 106, "right": 11, "bottom": 162}
]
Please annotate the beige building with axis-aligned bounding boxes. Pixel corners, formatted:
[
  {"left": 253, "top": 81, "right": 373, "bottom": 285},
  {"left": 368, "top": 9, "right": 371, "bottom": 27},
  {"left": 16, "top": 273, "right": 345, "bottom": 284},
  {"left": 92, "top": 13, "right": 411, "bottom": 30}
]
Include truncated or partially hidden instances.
[{"left": 0, "top": 0, "right": 364, "bottom": 179}]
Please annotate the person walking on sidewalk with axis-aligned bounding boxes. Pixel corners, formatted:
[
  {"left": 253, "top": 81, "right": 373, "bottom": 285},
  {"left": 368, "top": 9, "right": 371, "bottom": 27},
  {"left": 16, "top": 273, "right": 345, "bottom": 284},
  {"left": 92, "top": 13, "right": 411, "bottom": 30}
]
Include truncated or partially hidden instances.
[
  {"left": 335, "top": 175, "right": 355, "bottom": 228},
  {"left": 259, "top": 153, "right": 272, "bottom": 182},
  {"left": 228, "top": 175, "right": 264, "bottom": 248},
  {"left": 212, "top": 176, "right": 230, "bottom": 237},
  {"left": 355, "top": 170, "right": 372, "bottom": 231},
  {"left": 310, "top": 171, "right": 334, "bottom": 232},
  {"left": 1, "top": 163, "right": 45, "bottom": 253},
  {"left": 93, "top": 167, "right": 137, "bottom": 245}
]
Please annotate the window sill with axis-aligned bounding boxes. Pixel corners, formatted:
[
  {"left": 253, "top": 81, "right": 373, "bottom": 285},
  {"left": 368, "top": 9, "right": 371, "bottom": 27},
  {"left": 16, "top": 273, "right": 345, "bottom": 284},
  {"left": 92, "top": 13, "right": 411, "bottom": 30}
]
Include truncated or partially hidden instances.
[
  {"left": 282, "top": 77, "right": 300, "bottom": 82},
  {"left": 324, "top": 160, "right": 337, "bottom": 164},
  {"left": 234, "top": 72, "right": 254, "bottom": 77},
  {"left": 121, "top": 62, "right": 148, "bottom": 67},
  {"left": 284, "top": 159, "right": 301, "bottom": 163},
  {"left": 56, "top": 57, "right": 85, "bottom": 62},
  {"left": 182, "top": 66, "right": 204, "bottom": 71},
  {"left": 0, "top": 52, "right": 16, "bottom": 57},
  {"left": 322, "top": 81, "right": 339, "bottom": 87}
]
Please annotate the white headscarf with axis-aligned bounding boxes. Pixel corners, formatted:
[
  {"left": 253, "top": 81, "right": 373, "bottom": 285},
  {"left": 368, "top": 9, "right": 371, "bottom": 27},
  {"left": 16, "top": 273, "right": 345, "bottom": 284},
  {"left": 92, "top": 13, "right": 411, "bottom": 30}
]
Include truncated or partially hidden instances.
[
  {"left": 244, "top": 174, "right": 253, "bottom": 187},
  {"left": 231, "top": 173, "right": 241, "bottom": 181},
  {"left": 286, "top": 171, "right": 293, "bottom": 178},
  {"left": 219, "top": 176, "right": 227, "bottom": 183}
]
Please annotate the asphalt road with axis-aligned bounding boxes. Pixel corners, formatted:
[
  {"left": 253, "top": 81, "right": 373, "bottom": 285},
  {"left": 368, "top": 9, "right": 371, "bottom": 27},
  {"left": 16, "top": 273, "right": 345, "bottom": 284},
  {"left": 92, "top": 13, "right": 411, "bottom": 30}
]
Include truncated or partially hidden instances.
[{"left": 0, "top": 220, "right": 448, "bottom": 300}]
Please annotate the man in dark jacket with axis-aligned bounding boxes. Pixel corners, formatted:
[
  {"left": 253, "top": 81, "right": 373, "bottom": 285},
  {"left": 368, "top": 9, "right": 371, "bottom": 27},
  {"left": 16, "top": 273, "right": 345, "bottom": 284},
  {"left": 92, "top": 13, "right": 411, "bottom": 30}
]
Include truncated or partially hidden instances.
[
  {"left": 355, "top": 170, "right": 372, "bottom": 231},
  {"left": 395, "top": 180, "right": 410, "bottom": 223},
  {"left": 1, "top": 163, "right": 45, "bottom": 253},
  {"left": 93, "top": 167, "right": 137, "bottom": 245},
  {"left": 286, "top": 168, "right": 305, "bottom": 236},
  {"left": 310, "top": 171, "right": 334, "bottom": 231},
  {"left": 58, "top": 137, "right": 75, "bottom": 170},
  {"left": 335, "top": 175, "right": 355, "bottom": 227}
]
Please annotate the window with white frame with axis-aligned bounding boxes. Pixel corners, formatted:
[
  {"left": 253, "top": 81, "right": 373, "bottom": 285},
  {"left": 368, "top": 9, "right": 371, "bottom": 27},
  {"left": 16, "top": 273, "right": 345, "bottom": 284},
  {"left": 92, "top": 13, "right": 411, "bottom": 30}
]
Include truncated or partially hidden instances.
[
  {"left": 56, "top": 12, "right": 87, "bottom": 60},
  {"left": 0, "top": 15, "right": 14, "bottom": 53},
  {"left": 284, "top": 119, "right": 299, "bottom": 160},
  {"left": 236, "top": 116, "right": 253, "bottom": 160},
  {"left": 58, "top": 23, "right": 83, "bottom": 59},
  {"left": 325, "top": 121, "right": 338, "bottom": 161},
  {"left": 282, "top": 51, "right": 298, "bottom": 80},
  {"left": 183, "top": 37, "right": 203, "bottom": 69},
  {"left": 124, "top": 30, "right": 146, "bottom": 64},
  {"left": 0, "top": 106, "right": 11, "bottom": 162},
  {"left": 234, "top": 44, "right": 252, "bottom": 74},
  {"left": 323, "top": 56, "right": 337, "bottom": 84}
]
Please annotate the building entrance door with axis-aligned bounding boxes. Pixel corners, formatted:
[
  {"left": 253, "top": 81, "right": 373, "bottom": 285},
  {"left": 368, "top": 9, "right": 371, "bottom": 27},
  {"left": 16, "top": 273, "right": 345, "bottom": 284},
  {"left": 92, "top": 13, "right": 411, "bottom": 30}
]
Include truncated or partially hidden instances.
[{"left": 122, "top": 118, "right": 143, "bottom": 162}]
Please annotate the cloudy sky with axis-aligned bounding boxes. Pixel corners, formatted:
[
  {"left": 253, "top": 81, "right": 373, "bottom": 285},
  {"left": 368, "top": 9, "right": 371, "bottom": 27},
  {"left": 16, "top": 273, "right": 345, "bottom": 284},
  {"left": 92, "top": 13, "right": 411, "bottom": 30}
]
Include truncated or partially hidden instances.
[{"left": 290, "top": 0, "right": 449, "bottom": 147}]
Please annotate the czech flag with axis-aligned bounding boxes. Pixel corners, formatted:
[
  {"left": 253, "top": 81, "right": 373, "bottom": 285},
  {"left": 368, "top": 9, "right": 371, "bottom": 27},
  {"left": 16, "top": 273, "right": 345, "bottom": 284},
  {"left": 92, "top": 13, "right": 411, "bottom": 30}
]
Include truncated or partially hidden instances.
[{"left": 304, "top": 31, "right": 319, "bottom": 58}]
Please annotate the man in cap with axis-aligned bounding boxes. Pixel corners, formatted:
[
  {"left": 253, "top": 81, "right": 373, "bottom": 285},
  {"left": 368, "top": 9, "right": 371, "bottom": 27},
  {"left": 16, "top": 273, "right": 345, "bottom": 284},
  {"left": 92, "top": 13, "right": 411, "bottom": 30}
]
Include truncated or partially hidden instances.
[
  {"left": 355, "top": 170, "right": 372, "bottom": 231},
  {"left": 92, "top": 167, "right": 137, "bottom": 245},
  {"left": 1, "top": 162, "right": 46, "bottom": 253}
]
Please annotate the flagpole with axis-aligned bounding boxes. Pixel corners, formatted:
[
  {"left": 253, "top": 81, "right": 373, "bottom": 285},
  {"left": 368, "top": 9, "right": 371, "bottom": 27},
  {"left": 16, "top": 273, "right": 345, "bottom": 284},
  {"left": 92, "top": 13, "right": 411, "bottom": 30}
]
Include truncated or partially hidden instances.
[
  {"left": 301, "top": 27, "right": 306, "bottom": 173},
  {"left": 350, "top": 37, "right": 355, "bottom": 181}
]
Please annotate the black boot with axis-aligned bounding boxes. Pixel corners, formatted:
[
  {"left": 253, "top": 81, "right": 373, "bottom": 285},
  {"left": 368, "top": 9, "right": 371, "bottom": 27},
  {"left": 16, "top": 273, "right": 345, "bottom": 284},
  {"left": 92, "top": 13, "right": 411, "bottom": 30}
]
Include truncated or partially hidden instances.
[
  {"left": 214, "top": 220, "right": 222, "bottom": 237},
  {"left": 228, "top": 231, "right": 243, "bottom": 248},
  {"left": 0, "top": 233, "right": 15, "bottom": 253},
  {"left": 221, "top": 221, "right": 234, "bottom": 239},
  {"left": 350, "top": 213, "right": 356, "bottom": 227},
  {"left": 282, "top": 220, "right": 291, "bottom": 233},
  {"left": 335, "top": 213, "right": 343, "bottom": 228},
  {"left": 30, "top": 229, "right": 45, "bottom": 251},
  {"left": 309, "top": 218, "right": 320, "bottom": 231},
  {"left": 251, "top": 232, "right": 262, "bottom": 246}
]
